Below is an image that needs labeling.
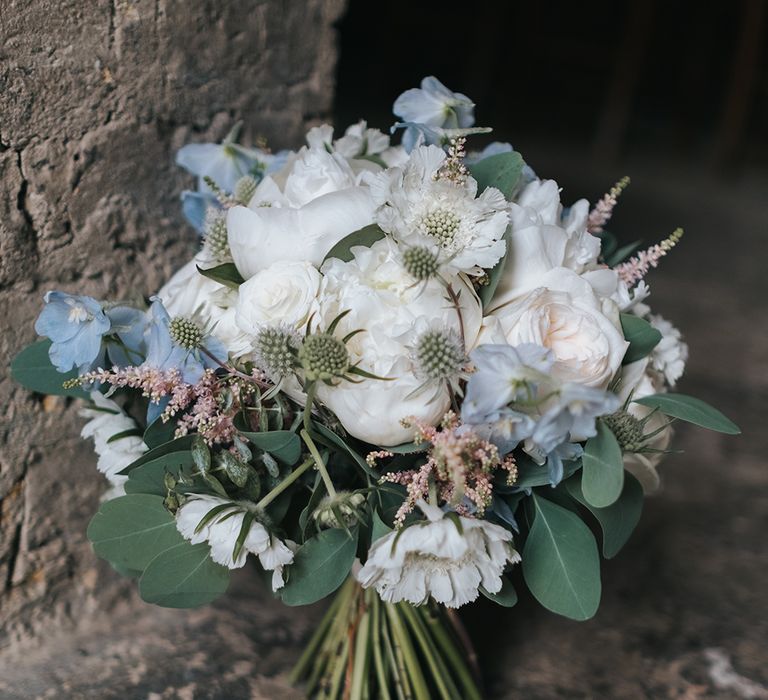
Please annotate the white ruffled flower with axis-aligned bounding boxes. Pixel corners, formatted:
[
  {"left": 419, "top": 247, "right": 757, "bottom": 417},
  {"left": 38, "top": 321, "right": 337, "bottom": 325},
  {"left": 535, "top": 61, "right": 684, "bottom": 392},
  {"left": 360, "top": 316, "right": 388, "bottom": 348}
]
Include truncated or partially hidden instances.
[
  {"left": 315, "top": 237, "right": 482, "bottom": 446},
  {"left": 80, "top": 392, "right": 148, "bottom": 500},
  {"left": 367, "top": 145, "right": 509, "bottom": 275},
  {"left": 235, "top": 260, "right": 321, "bottom": 336},
  {"left": 484, "top": 268, "right": 628, "bottom": 389},
  {"left": 647, "top": 313, "right": 688, "bottom": 387},
  {"left": 357, "top": 500, "right": 519, "bottom": 608},
  {"left": 175, "top": 494, "right": 294, "bottom": 589}
]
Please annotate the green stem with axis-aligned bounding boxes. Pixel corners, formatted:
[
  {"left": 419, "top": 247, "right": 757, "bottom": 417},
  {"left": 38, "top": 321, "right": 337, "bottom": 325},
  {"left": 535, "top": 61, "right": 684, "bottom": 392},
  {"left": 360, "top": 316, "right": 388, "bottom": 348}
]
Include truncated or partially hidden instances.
[
  {"left": 381, "top": 602, "right": 408, "bottom": 700},
  {"left": 255, "top": 456, "right": 314, "bottom": 509},
  {"left": 327, "top": 634, "right": 350, "bottom": 700},
  {"left": 385, "top": 604, "right": 430, "bottom": 700},
  {"left": 303, "top": 381, "right": 318, "bottom": 433},
  {"left": 350, "top": 601, "right": 371, "bottom": 700},
  {"left": 301, "top": 428, "right": 337, "bottom": 499}
]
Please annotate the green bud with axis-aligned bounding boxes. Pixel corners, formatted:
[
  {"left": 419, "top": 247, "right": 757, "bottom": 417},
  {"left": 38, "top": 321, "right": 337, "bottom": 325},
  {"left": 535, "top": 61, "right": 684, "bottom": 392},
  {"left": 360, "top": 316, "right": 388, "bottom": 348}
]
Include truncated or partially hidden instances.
[
  {"left": 403, "top": 246, "right": 440, "bottom": 281},
  {"left": 169, "top": 317, "right": 204, "bottom": 350},
  {"left": 603, "top": 411, "right": 645, "bottom": 452},
  {"left": 299, "top": 333, "right": 350, "bottom": 382}
]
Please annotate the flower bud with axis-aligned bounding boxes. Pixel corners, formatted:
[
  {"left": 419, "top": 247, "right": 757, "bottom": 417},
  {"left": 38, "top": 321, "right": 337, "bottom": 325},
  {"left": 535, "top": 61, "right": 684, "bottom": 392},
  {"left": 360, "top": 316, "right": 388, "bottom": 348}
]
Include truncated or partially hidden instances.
[
  {"left": 169, "top": 317, "right": 204, "bottom": 350},
  {"left": 203, "top": 210, "right": 231, "bottom": 263},
  {"left": 413, "top": 328, "right": 465, "bottom": 382},
  {"left": 299, "top": 333, "right": 350, "bottom": 382},
  {"left": 603, "top": 410, "right": 645, "bottom": 452},
  {"left": 403, "top": 246, "right": 440, "bottom": 281},
  {"left": 312, "top": 491, "right": 366, "bottom": 529},
  {"left": 253, "top": 325, "right": 299, "bottom": 379},
  {"left": 234, "top": 175, "right": 258, "bottom": 205}
]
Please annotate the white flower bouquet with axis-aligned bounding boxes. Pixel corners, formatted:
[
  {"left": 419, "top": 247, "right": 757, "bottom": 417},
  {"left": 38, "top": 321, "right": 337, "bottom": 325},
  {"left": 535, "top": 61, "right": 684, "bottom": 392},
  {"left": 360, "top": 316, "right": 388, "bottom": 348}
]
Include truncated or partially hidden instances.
[{"left": 12, "top": 76, "right": 740, "bottom": 698}]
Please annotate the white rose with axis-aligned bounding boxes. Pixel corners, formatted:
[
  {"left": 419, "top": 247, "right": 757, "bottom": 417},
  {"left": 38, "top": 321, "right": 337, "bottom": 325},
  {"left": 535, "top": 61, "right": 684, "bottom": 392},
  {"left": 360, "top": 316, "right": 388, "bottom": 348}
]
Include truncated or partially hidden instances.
[
  {"left": 314, "top": 237, "right": 483, "bottom": 446},
  {"left": 157, "top": 256, "right": 225, "bottom": 319},
  {"left": 235, "top": 260, "right": 321, "bottom": 335},
  {"left": 485, "top": 268, "right": 628, "bottom": 389}
]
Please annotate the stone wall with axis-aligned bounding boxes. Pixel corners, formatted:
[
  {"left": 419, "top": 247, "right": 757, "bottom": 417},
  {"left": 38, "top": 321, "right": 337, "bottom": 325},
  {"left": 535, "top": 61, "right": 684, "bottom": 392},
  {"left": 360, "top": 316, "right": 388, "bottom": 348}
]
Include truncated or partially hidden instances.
[{"left": 0, "top": 0, "right": 345, "bottom": 646}]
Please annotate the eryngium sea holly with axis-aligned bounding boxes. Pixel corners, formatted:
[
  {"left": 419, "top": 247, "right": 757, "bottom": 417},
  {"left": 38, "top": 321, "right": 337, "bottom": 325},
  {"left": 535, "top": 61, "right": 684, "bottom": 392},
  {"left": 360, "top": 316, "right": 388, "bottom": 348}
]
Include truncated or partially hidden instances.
[
  {"left": 168, "top": 317, "right": 204, "bottom": 350},
  {"left": 253, "top": 325, "right": 300, "bottom": 380}
]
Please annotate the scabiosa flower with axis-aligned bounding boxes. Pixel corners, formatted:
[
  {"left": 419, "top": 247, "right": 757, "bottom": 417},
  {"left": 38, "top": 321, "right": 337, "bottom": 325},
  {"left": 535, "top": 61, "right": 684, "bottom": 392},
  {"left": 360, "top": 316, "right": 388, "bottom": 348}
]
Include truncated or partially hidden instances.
[
  {"left": 35, "top": 291, "right": 111, "bottom": 373},
  {"left": 367, "top": 145, "right": 509, "bottom": 276},
  {"left": 175, "top": 495, "right": 294, "bottom": 590},
  {"left": 357, "top": 499, "right": 519, "bottom": 608}
]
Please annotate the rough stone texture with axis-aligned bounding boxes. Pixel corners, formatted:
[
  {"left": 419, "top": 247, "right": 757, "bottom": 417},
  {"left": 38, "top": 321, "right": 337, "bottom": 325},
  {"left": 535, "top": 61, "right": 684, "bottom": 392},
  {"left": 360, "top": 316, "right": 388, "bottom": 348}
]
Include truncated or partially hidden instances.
[{"left": 0, "top": 0, "right": 346, "bottom": 648}]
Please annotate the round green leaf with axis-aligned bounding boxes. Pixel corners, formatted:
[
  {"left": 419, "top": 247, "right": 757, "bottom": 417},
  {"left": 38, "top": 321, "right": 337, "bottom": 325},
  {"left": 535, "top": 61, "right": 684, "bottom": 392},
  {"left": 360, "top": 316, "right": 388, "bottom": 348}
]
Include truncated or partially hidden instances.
[
  {"left": 582, "top": 422, "right": 624, "bottom": 508},
  {"left": 11, "top": 340, "right": 89, "bottom": 398},
  {"left": 468, "top": 151, "right": 525, "bottom": 199},
  {"left": 522, "top": 494, "right": 601, "bottom": 621},
  {"left": 124, "top": 451, "right": 195, "bottom": 496},
  {"left": 620, "top": 313, "right": 662, "bottom": 364},
  {"left": 240, "top": 430, "right": 301, "bottom": 465},
  {"left": 87, "top": 494, "right": 185, "bottom": 571},
  {"left": 280, "top": 528, "right": 358, "bottom": 606},
  {"left": 634, "top": 393, "right": 740, "bottom": 434},
  {"left": 480, "top": 577, "right": 518, "bottom": 608},
  {"left": 322, "top": 224, "right": 386, "bottom": 264},
  {"left": 139, "top": 542, "right": 229, "bottom": 608}
]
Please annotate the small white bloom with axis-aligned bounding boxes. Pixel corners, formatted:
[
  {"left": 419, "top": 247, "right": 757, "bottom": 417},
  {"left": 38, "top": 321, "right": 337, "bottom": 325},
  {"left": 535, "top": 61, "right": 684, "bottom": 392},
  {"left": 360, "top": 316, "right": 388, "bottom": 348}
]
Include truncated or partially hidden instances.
[
  {"left": 485, "top": 268, "right": 628, "bottom": 389},
  {"left": 175, "top": 495, "right": 294, "bottom": 589},
  {"left": 647, "top": 313, "right": 688, "bottom": 387},
  {"left": 357, "top": 501, "right": 519, "bottom": 608},
  {"left": 235, "top": 260, "right": 321, "bottom": 336},
  {"left": 367, "top": 145, "right": 509, "bottom": 276},
  {"left": 80, "top": 392, "right": 148, "bottom": 500}
]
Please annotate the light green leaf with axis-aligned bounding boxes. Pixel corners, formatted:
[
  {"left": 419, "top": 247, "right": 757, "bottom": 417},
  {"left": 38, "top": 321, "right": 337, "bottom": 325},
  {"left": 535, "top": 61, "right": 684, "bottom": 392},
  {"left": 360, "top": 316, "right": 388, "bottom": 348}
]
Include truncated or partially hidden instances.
[
  {"left": 197, "top": 263, "right": 244, "bottom": 289},
  {"left": 312, "top": 423, "right": 378, "bottom": 477},
  {"left": 468, "top": 151, "right": 525, "bottom": 199},
  {"left": 620, "top": 313, "right": 662, "bottom": 365},
  {"left": 480, "top": 577, "right": 518, "bottom": 607},
  {"left": 322, "top": 224, "right": 386, "bottom": 264},
  {"left": 239, "top": 430, "right": 302, "bottom": 465},
  {"left": 142, "top": 416, "right": 178, "bottom": 450},
  {"left": 385, "top": 441, "right": 429, "bottom": 455},
  {"left": 566, "top": 472, "right": 644, "bottom": 558},
  {"left": 371, "top": 510, "right": 394, "bottom": 542},
  {"left": 118, "top": 435, "right": 195, "bottom": 475},
  {"left": 522, "top": 494, "right": 601, "bottom": 620},
  {"left": 280, "top": 528, "right": 358, "bottom": 606},
  {"left": 139, "top": 541, "right": 230, "bottom": 608},
  {"left": 634, "top": 393, "right": 740, "bottom": 434},
  {"left": 581, "top": 421, "right": 624, "bottom": 508},
  {"left": 10, "top": 340, "right": 89, "bottom": 398},
  {"left": 124, "top": 451, "right": 195, "bottom": 495},
  {"left": 87, "top": 494, "right": 185, "bottom": 571}
]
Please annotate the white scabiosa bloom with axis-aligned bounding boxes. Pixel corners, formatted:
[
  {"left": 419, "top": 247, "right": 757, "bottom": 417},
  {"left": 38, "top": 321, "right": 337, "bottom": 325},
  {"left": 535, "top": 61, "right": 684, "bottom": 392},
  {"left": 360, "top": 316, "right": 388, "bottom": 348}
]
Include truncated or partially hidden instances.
[
  {"left": 367, "top": 145, "right": 509, "bottom": 276},
  {"left": 357, "top": 501, "right": 519, "bottom": 608},
  {"left": 80, "top": 392, "right": 148, "bottom": 500},
  {"left": 647, "top": 313, "right": 688, "bottom": 387},
  {"left": 175, "top": 495, "right": 294, "bottom": 590}
]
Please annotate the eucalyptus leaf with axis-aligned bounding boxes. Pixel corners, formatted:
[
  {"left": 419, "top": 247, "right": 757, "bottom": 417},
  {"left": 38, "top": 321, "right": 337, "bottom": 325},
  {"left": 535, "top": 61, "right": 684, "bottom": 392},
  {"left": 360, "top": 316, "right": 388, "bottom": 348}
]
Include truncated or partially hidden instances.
[
  {"left": 522, "top": 494, "right": 601, "bottom": 621},
  {"left": 139, "top": 541, "right": 230, "bottom": 608},
  {"left": 240, "top": 430, "right": 302, "bottom": 465},
  {"left": 280, "top": 528, "right": 358, "bottom": 606},
  {"left": 312, "top": 423, "right": 378, "bottom": 478},
  {"left": 371, "top": 510, "right": 394, "bottom": 542},
  {"left": 634, "top": 393, "right": 740, "bottom": 434},
  {"left": 118, "top": 435, "right": 195, "bottom": 475},
  {"left": 143, "top": 416, "right": 178, "bottom": 450},
  {"left": 468, "top": 151, "right": 525, "bottom": 199},
  {"left": 322, "top": 224, "right": 386, "bottom": 264},
  {"left": 197, "top": 263, "right": 244, "bottom": 289},
  {"left": 581, "top": 421, "right": 624, "bottom": 508},
  {"left": 605, "top": 240, "right": 642, "bottom": 267},
  {"left": 191, "top": 435, "right": 211, "bottom": 474},
  {"left": 124, "top": 451, "right": 195, "bottom": 496},
  {"left": 480, "top": 577, "right": 517, "bottom": 607},
  {"left": 87, "top": 494, "right": 185, "bottom": 572},
  {"left": 10, "top": 340, "right": 89, "bottom": 398},
  {"left": 566, "top": 472, "right": 644, "bottom": 558},
  {"left": 386, "top": 441, "right": 430, "bottom": 455},
  {"left": 620, "top": 313, "right": 662, "bottom": 365}
]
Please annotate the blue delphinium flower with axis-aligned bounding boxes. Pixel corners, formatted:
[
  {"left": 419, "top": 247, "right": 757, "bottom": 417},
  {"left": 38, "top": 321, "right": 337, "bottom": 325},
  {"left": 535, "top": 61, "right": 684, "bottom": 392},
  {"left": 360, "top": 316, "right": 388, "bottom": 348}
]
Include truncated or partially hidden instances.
[
  {"left": 34, "top": 292, "right": 111, "bottom": 373},
  {"left": 105, "top": 306, "right": 148, "bottom": 367},
  {"left": 180, "top": 190, "right": 216, "bottom": 233}
]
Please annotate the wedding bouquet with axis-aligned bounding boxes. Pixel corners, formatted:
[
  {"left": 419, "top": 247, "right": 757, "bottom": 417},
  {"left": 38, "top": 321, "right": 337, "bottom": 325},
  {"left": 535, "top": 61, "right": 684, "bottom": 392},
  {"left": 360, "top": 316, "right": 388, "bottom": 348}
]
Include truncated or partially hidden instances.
[{"left": 12, "top": 76, "right": 739, "bottom": 699}]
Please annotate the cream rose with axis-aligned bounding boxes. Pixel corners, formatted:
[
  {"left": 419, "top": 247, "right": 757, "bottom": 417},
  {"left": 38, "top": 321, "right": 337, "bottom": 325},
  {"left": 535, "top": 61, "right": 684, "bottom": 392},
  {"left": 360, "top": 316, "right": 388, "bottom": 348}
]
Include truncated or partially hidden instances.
[
  {"left": 314, "top": 238, "right": 483, "bottom": 446},
  {"left": 235, "top": 260, "right": 321, "bottom": 335},
  {"left": 484, "top": 268, "right": 628, "bottom": 389}
]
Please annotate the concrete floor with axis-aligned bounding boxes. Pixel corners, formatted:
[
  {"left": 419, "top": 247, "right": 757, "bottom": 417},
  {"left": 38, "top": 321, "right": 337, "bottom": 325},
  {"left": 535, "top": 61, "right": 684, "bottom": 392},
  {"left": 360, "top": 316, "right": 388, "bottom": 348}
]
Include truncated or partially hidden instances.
[{"left": 1, "top": 151, "right": 766, "bottom": 699}]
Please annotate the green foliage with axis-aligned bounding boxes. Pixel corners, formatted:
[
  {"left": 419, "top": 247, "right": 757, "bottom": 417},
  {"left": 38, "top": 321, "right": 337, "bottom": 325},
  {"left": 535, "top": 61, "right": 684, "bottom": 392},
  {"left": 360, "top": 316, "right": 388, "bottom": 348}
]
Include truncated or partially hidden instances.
[
  {"left": 522, "top": 494, "right": 601, "bottom": 620},
  {"left": 322, "top": 224, "right": 386, "bottom": 264},
  {"left": 197, "top": 263, "right": 244, "bottom": 289},
  {"left": 124, "top": 451, "right": 195, "bottom": 496},
  {"left": 634, "top": 393, "right": 740, "bottom": 434},
  {"left": 566, "top": 472, "right": 644, "bottom": 558},
  {"left": 10, "top": 340, "right": 89, "bottom": 398},
  {"left": 87, "top": 494, "right": 185, "bottom": 571},
  {"left": 480, "top": 577, "right": 518, "bottom": 607},
  {"left": 280, "top": 528, "right": 358, "bottom": 606},
  {"left": 468, "top": 151, "right": 525, "bottom": 199},
  {"left": 581, "top": 421, "right": 624, "bottom": 508},
  {"left": 513, "top": 454, "right": 581, "bottom": 489},
  {"left": 620, "top": 313, "right": 662, "bottom": 365},
  {"left": 312, "top": 423, "right": 378, "bottom": 477},
  {"left": 240, "top": 430, "right": 302, "bottom": 465},
  {"left": 118, "top": 435, "right": 195, "bottom": 475},
  {"left": 139, "top": 541, "right": 230, "bottom": 608},
  {"left": 604, "top": 240, "right": 642, "bottom": 267},
  {"left": 143, "top": 416, "right": 178, "bottom": 449},
  {"left": 371, "top": 510, "right": 394, "bottom": 542}
]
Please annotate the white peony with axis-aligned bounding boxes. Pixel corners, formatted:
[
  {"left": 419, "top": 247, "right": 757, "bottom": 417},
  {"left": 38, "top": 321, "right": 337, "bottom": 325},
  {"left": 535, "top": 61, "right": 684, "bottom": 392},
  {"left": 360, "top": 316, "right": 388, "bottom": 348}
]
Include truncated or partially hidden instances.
[
  {"left": 315, "top": 237, "right": 482, "bottom": 446},
  {"left": 235, "top": 260, "right": 321, "bottom": 336},
  {"left": 175, "top": 494, "right": 294, "bottom": 589},
  {"left": 80, "top": 392, "right": 148, "bottom": 500},
  {"left": 366, "top": 145, "right": 509, "bottom": 275},
  {"left": 357, "top": 500, "right": 520, "bottom": 608},
  {"left": 484, "top": 268, "right": 628, "bottom": 389}
]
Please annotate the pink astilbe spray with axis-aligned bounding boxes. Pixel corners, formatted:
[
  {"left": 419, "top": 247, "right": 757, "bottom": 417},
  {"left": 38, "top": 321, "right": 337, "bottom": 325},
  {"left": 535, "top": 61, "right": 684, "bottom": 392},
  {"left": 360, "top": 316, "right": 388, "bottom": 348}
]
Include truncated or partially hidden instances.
[
  {"left": 78, "top": 366, "right": 259, "bottom": 445},
  {"left": 587, "top": 176, "right": 631, "bottom": 234},
  {"left": 369, "top": 412, "right": 517, "bottom": 527},
  {"left": 616, "top": 227, "right": 684, "bottom": 287}
]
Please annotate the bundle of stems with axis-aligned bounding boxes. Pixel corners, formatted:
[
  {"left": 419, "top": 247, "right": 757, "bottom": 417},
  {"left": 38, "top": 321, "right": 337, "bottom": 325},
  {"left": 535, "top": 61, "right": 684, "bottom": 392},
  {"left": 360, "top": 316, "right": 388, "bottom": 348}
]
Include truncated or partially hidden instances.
[{"left": 290, "top": 578, "right": 483, "bottom": 700}]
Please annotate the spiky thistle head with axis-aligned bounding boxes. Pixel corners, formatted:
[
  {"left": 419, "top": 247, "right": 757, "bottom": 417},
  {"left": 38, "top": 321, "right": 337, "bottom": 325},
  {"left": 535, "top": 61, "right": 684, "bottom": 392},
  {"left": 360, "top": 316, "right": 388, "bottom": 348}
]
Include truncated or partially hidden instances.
[
  {"left": 299, "top": 333, "right": 351, "bottom": 383},
  {"left": 203, "top": 209, "right": 230, "bottom": 263},
  {"left": 312, "top": 491, "right": 366, "bottom": 530},
  {"left": 413, "top": 328, "right": 466, "bottom": 383},
  {"left": 253, "top": 325, "right": 300, "bottom": 379},
  {"left": 402, "top": 245, "right": 441, "bottom": 282},
  {"left": 169, "top": 317, "right": 204, "bottom": 350},
  {"left": 602, "top": 410, "right": 646, "bottom": 452},
  {"left": 234, "top": 175, "right": 258, "bottom": 205}
]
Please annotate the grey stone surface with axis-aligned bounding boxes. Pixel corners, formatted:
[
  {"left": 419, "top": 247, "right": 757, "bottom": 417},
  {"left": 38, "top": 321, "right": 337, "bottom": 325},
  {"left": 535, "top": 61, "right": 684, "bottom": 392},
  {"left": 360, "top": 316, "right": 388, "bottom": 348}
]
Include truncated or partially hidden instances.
[{"left": 0, "top": 0, "right": 346, "bottom": 649}]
